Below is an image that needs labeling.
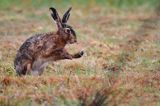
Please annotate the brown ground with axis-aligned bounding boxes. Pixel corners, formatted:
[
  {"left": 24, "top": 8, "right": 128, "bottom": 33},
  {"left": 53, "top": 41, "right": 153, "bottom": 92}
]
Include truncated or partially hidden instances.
[{"left": 0, "top": 6, "right": 160, "bottom": 106}]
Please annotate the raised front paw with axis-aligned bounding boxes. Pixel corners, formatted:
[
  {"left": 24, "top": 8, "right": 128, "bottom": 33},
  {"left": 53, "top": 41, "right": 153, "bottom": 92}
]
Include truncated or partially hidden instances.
[
  {"left": 74, "top": 50, "right": 84, "bottom": 58},
  {"left": 79, "top": 50, "right": 84, "bottom": 57},
  {"left": 65, "top": 54, "right": 73, "bottom": 60}
]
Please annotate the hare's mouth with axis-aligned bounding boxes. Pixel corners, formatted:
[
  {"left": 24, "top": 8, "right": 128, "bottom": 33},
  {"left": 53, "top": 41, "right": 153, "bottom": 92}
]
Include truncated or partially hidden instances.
[
  {"left": 68, "top": 39, "right": 77, "bottom": 44},
  {"left": 68, "top": 42, "right": 75, "bottom": 44}
]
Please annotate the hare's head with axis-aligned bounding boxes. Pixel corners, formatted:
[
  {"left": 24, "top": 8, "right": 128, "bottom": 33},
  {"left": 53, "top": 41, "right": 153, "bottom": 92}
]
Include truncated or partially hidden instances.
[{"left": 50, "top": 7, "right": 77, "bottom": 44}]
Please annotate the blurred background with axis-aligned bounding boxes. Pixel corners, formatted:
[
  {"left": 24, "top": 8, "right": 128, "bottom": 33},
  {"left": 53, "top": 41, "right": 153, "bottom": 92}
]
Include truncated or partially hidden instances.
[
  {"left": 0, "top": 0, "right": 159, "bottom": 9},
  {"left": 0, "top": 0, "right": 159, "bottom": 36},
  {"left": 0, "top": 0, "right": 160, "bottom": 106}
]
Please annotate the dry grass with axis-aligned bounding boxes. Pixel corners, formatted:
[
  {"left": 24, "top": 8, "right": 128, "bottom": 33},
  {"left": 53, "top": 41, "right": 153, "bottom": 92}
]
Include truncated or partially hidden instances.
[{"left": 0, "top": 3, "right": 160, "bottom": 106}]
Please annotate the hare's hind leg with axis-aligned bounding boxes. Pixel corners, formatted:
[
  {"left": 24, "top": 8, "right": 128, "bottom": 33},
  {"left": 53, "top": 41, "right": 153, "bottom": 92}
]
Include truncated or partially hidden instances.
[
  {"left": 26, "top": 63, "right": 32, "bottom": 75},
  {"left": 31, "top": 59, "right": 47, "bottom": 75},
  {"left": 15, "top": 62, "right": 32, "bottom": 76},
  {"left": 15, "top": 65, "right": 24, "bottom": 76}
]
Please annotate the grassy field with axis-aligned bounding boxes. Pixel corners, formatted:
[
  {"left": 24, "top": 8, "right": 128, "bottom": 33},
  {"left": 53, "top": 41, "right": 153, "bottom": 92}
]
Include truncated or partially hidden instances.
[{"left": 0, "top": 0, "right": 160, "bottom": 106}]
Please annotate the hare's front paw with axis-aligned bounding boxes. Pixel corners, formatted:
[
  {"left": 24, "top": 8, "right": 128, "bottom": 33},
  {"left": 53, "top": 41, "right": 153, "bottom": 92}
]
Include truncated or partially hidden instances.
[
  {"left": 73, "top": 50, "right": 84, "bottom": 58},
  {"left": 79, "top": 50, "right": 84, "bottom": 57}
]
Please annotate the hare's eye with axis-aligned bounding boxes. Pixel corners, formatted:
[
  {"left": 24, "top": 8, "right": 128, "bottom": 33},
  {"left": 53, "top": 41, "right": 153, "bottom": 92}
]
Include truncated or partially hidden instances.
[{"left": 65, "top": 28, "right": 70, "bottom": 34}]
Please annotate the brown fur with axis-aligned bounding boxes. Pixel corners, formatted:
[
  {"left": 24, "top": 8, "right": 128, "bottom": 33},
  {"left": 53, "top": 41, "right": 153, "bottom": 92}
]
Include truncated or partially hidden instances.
[{"left": 14, "top": 7, "right": 83, "bottom": 76}]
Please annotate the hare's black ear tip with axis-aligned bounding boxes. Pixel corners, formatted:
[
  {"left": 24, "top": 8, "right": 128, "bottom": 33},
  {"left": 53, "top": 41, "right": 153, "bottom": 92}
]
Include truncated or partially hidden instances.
[
  {"left": 49, "top": 7, "right": 56, "bottom": 11},
  {"left": 69, "top": 7, "right": 72, "bottom": 10}
]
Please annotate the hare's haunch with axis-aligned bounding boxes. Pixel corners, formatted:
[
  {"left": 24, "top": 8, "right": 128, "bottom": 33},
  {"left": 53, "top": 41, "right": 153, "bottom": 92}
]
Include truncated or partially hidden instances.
[{"left": 14, "top": 7, "right": 84, "bottom": 76}]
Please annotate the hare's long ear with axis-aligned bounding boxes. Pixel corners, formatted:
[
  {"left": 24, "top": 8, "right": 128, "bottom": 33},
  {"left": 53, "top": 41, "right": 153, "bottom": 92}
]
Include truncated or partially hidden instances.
[
  {"left": 62, "top": 7, "right": 72, "bottom": 23},
  {"left": 49, "top": 7, "right": 62, "bottom": 29}
]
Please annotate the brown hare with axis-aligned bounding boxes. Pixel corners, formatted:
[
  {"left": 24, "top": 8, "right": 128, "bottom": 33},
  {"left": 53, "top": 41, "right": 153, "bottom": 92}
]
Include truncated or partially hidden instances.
[{"left": 14, "top": 7, "right": 84, "bottom": 76}]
